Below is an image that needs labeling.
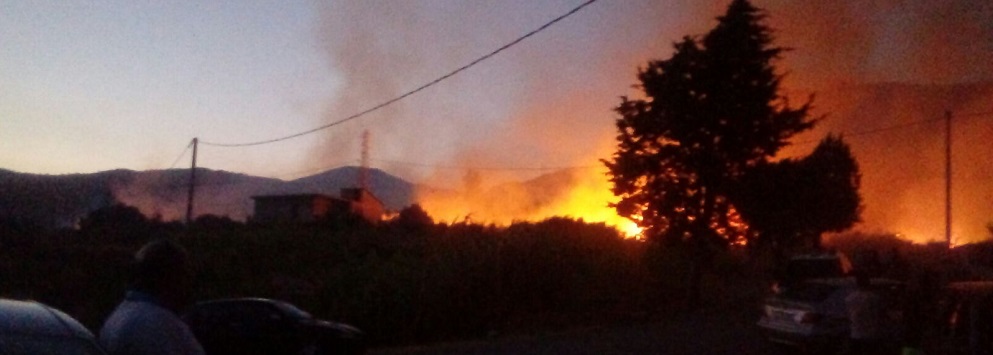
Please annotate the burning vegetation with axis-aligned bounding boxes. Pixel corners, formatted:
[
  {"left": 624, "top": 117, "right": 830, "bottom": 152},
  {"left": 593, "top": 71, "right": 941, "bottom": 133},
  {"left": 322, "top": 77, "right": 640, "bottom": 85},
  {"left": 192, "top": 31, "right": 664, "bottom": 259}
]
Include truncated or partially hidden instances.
[{"left": 415, "top": 166, "right": 642, "bottom": 238}]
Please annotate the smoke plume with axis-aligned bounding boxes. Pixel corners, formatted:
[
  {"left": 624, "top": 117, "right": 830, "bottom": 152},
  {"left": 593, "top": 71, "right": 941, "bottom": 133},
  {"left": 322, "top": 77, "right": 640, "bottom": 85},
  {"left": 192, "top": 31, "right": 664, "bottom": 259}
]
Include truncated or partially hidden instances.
[{"left": 315, "top": 0, "right": 993, "bottom": 242}]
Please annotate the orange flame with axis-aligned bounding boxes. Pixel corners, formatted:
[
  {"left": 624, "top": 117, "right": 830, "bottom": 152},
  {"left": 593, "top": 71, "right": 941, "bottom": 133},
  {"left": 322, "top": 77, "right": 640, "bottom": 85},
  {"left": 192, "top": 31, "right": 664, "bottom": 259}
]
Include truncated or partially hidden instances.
[{"left": 416, "top": 166, "right": 643, "bottom": 238}]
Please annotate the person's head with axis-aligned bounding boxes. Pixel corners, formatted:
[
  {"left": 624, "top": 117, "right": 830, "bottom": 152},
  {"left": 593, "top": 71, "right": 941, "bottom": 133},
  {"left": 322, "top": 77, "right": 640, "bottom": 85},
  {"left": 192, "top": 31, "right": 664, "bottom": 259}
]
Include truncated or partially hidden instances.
[{"left": 131, "top": 239, "right": 195, "bottom": 312}]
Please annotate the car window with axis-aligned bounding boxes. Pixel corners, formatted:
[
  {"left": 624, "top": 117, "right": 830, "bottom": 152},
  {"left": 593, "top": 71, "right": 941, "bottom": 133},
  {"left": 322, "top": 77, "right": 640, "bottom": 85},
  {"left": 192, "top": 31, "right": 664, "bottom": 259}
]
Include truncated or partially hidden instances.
[
  {"left": 786, "top": 259, "right": 843, "bottom": 280},
  {"left": 779, "top": 282, "right": 841, "bottom": 303}
]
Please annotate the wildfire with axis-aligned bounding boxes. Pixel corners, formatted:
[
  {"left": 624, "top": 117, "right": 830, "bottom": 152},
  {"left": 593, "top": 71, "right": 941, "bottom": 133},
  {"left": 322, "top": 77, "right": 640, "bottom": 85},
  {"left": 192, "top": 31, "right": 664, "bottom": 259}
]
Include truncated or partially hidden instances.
[
  {"left": 416, "top": 166, "right": 644, "bottom": 238},
  {"left": 534, "top": 169, "right": 644, "bottom": 238}
]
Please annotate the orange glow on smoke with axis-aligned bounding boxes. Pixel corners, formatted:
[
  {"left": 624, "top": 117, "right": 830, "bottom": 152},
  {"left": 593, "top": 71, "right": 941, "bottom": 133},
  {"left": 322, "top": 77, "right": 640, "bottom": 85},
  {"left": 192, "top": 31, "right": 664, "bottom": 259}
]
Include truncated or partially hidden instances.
[{"left": 417, "top": 165, "right": 643, "bottom": 238}]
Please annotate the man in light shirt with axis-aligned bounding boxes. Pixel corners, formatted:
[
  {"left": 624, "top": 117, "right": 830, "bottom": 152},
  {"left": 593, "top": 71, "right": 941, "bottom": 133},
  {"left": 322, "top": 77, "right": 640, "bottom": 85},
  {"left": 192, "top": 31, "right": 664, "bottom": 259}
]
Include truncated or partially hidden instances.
[{"left": 100, "top": 239, "right": 205, "bottom": 355}]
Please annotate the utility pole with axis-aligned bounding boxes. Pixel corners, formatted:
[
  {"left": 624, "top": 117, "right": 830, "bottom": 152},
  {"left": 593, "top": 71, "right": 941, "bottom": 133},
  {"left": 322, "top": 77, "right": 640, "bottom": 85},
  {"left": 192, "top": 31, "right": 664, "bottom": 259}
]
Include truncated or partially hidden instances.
[
  {"left": 360, "top": 130, "right": 370, "bottom": 191},
  {"left": 186, "top": 138, "right": 199, "bottom": 225},
  {"left": 945, "top": 111, "right": 952, "bottom": 249}
]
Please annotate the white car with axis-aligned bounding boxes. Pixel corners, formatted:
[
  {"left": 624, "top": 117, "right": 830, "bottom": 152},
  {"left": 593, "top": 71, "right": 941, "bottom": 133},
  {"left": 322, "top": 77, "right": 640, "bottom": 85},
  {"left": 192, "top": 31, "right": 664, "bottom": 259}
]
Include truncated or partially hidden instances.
[
  {"left": 0, "top": 298, "right": 107, "bottom": 354},
  {"left": 757, "top": 277, "right": 903, "bottom": 351}
]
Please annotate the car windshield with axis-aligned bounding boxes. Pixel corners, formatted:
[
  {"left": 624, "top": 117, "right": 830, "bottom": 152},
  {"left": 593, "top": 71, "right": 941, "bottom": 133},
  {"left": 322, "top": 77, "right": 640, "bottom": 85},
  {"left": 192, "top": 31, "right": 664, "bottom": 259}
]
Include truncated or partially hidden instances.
[
  {"left": 274, "top": 302, "right": 312, "bottom": 320},
  {"left": 0, "top": 335, "right": 105, "bottom": 355},
  {"left": 779, "top": 282, "right": 841, "bottom": 303}
]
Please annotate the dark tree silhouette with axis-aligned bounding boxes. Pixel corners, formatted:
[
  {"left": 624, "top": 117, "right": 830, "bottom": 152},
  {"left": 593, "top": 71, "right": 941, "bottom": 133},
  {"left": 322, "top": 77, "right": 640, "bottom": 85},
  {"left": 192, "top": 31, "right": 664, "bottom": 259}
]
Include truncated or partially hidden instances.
[
  {"left": 78, "top": 203, "right": 149, "bottom": 231},
  {"left": 396, "top": 203, "right": 434, "bottom": 229},
  {"left": 604, "top": 0, "right": 816, "bottom": 307},
  {"left": 732, "top": 159, "right": 802, "bottom": 251},
  {"left": 798, "top": 135, "right": 862, "bottom": 240},
  {"left": 77, "top": 203, "right": 155, "bottom": 241},
  {"left": 734, "top": 135, "right": 862, "bottom": 254}
]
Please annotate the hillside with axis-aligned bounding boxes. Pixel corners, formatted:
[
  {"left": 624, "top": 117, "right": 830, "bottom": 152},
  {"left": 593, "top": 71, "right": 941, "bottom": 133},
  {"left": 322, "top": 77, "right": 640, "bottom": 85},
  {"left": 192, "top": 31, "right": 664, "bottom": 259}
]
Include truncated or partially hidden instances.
[{"left": 0, "top": 167, "right": 416, "bottom": 230}]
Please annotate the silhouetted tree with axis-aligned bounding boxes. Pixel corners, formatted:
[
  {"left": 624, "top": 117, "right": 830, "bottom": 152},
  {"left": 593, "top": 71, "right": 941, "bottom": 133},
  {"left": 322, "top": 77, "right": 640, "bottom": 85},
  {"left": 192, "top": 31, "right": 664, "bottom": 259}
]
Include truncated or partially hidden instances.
[
  {"left": 798, "top": 135, "right": 862, "bottom": 242},
  {"left": 732, "top": 159, "right": 803, "bottom": 251},
  {"left": 77, "top": 203, "right": 153, "bottom": 241},
  {"left": 396, "top": 204, "right": 433, "bottom": 229},
  {"left": 734, "top": 135, "right": 862, "bottom": 254},
  {"left": 604, "top": 0, "right": 816, "bottom": 308},
  {"left": 78, "top": 203, "right": 148, "bottom": 230}
]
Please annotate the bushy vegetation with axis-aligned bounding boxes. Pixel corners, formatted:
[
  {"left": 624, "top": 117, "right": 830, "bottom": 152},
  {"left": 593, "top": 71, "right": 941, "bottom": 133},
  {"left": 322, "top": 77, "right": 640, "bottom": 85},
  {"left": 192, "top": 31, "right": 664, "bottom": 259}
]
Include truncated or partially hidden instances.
[
  {"left": 5, "top": 205, "right": 992, "bottom": 348},
  {"left": 825, "top": 232, "right": 993, "bottom": 283},
  {"left": 0, "top": 212, "right": 676, "bottom": 347}
]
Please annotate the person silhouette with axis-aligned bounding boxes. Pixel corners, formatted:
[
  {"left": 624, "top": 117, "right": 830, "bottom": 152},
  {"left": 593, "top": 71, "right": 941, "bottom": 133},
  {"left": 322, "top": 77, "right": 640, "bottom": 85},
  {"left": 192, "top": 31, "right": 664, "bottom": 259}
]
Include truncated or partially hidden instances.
[{"left": 99, "top": 239, "right": 204, "bottom": 355}]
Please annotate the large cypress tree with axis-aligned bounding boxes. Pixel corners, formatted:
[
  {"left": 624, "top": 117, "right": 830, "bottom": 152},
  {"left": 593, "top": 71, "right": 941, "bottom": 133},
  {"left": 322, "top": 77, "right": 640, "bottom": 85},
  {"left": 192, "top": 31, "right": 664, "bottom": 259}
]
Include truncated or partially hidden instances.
[{"left": 604, "top": 0, "right": 816, "bottom": 306}]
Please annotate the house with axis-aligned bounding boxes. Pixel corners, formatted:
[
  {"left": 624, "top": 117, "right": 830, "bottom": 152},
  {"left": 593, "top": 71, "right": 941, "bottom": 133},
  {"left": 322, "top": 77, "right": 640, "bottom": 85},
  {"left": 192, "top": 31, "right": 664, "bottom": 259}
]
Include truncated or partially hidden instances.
[{"left": 251, "top": 188, "right": 384, "bottom": 224}]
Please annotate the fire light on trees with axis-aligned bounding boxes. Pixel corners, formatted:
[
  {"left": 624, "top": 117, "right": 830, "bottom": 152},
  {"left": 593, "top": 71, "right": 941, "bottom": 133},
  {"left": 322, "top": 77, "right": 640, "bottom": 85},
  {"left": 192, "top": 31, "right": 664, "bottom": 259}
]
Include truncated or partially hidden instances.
[{"left": 604, "top": 0, "right": 817, "bottom": 248}]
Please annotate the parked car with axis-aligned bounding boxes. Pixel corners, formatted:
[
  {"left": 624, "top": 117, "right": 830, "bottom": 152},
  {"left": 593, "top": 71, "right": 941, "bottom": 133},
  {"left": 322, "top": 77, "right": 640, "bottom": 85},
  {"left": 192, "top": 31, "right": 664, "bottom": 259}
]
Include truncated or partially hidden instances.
[
  {"left": 772, "top": 252, "right": 853, "bottom": 294},
  {"left": 934, "top": 281, "right": 993, "bottom": 354},
  {"left": 757, "top": 277, "right": 903, "bottom": 352},
  {"left": 183, "top": 298, "right": 365, "bottom": 355},
  {"left": 0, "top": 298, "right": 107, "bottom": 355}
]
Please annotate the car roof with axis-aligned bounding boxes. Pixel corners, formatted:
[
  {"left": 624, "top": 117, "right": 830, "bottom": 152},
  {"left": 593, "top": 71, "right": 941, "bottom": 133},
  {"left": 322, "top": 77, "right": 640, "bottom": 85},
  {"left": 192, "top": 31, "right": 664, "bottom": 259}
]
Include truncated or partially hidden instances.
[
  {"left": 193, "top": 297, "right": 283, "bottom": 307},
  {"left": 790, "top": 253, "right": 842, "bottom": 260},
  {"left": 788, "top": 252, "right": 854, "bottom": 273},
  {"left": 0, "top": 299, "right": 94, "bottom": 339},
  {"left": 803, "top": 277, "right": 902, "bottom": 287}
]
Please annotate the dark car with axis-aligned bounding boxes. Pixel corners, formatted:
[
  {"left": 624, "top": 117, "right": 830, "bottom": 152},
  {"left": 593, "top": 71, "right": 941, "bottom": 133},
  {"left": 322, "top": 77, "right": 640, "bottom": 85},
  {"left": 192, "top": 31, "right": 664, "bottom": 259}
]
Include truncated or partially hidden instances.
[
  {"left": 183, "top": 298, "right": 364, "bottom": 355},
  {"left": 0, "top": 298, "right": 108, "bottom": 355}
]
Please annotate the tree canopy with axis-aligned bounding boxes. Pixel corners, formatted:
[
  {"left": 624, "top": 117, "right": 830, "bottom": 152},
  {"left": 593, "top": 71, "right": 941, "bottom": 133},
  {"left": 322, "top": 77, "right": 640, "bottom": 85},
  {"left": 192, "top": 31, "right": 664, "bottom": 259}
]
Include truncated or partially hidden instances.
[
  {"left": 732, "top": 135, "right": 862, "bottom": 250},
  {"left": 605, "top": 0, "right": 816, "bottom": 248}
]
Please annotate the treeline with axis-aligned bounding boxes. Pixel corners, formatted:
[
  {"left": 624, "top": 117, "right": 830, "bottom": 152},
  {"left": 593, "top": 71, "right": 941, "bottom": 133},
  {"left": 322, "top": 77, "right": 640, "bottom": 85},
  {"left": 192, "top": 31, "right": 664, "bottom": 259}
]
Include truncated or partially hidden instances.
[
  {"left": 4, "top": 204, "right": 992, "bottom": 347},
  {"left": 0, "top": 205, "right": 701, "bottom": 346}
]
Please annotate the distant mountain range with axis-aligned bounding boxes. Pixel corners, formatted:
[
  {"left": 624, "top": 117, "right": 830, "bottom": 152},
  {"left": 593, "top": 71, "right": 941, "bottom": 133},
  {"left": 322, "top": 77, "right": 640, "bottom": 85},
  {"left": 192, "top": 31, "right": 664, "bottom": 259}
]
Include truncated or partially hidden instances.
[{"left": 0, "top": 166, "right": 418, "bottom": 230}]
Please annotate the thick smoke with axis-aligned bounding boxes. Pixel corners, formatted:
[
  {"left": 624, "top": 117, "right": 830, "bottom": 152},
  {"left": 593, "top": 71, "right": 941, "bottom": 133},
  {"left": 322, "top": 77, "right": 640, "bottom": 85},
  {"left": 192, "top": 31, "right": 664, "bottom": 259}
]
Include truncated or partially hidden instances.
[
  {"left": 765, "top": 0, "right": 993, "bottom": 86},
  {"left": 763, "top": 0, "right": 993, "bottom": 243},
  {"left": 316, "top": 0, "right": 993, "bottom": 242}
]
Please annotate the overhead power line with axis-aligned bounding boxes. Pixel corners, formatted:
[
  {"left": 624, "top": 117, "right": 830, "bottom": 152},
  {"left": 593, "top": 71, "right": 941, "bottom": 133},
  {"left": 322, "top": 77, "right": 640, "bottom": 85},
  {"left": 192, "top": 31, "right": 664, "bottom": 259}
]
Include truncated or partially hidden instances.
[
  {"left": 199, "top": 0, "right": 599, "bottom": 148},
  {"left": 167, "top": 141, "right": 193, "bottom": 169},
  {"left": 375, "top": 111, "right": 992, "bottom": 171},
  {"left": 795, "top": 109, "right": 993, "bottom": 145},
  {"left": 843, "top": 117, "right": 944, "bottom": 137},
  {"left": 796, "top": 116, "right": 944, "bottom": 145}
]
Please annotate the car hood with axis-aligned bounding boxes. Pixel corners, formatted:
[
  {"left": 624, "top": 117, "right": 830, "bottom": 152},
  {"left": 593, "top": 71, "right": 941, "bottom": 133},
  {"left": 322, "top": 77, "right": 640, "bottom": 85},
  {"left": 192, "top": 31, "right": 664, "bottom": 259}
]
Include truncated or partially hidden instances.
[{"left": 304, "top": 319, "right": 363, "bottom": 338}]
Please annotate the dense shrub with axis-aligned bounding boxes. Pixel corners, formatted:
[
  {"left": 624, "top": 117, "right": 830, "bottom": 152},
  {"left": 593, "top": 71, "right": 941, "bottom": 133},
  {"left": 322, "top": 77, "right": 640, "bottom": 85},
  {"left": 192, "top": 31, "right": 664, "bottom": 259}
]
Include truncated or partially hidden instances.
[{"left": 0, "top": 217, "right": 751, "bottom": 347}]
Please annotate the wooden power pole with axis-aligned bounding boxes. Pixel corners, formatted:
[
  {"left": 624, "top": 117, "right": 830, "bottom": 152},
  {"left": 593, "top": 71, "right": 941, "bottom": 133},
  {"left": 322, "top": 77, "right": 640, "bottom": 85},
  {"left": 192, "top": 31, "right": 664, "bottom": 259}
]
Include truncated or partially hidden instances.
[
  {"left": 945, "top": 111, "right": 952, "bottom": 248},
  {"left": 186, "top": 138, "right": 199, "bottom": 225},
  {"left": 360, "top": 130, "right": 370, "bottom": 191}
]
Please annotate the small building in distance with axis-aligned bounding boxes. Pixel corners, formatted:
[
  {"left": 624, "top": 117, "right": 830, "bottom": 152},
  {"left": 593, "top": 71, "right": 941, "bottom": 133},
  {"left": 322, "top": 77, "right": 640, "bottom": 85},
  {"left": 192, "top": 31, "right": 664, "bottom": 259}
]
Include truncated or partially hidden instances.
[{"left": 251, "top": 188, "right": 384, "bottom": 224}]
